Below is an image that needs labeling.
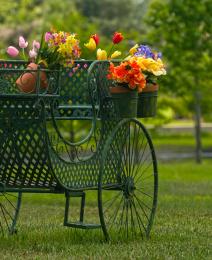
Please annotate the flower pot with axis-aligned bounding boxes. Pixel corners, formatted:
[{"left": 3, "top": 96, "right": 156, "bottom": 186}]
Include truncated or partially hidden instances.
[
  {"left": 16, "top": 63, "right": 48, "bottom": 93},
  {"left": 110, "top": 86, "right": 138, "bottom": 118},
  {"left": 137, "top": 84, "right": 158, "bottom": 118}
]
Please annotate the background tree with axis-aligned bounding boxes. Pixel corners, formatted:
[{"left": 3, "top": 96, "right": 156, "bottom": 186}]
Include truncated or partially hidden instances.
[
  {"left": 145, "top": 0, "right": 212, "bottom": 163},
  {"left": 75, "top": 0, "right": 148, "bottom": 37}
]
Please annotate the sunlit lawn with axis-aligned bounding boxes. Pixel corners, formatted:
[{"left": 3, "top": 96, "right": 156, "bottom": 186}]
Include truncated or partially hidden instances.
[
  {"left": 151, "top": 132, "right": 212, "bottom": 150},
  {"left": 0, "top": 160, "right": 211, "bottom": 259}
]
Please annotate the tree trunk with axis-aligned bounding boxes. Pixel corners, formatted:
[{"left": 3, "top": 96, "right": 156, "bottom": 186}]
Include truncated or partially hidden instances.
[{"left": 194, "top": 90, "right": 202, "bottom": 163}]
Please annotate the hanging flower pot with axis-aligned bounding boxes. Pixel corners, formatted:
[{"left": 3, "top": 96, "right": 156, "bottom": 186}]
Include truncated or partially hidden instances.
[
  {"left": 109, "top": 85, "right": 138, "bottom": 118},
  {"left": 16, "top": 63, "right": 48, "bottom": 93},
  {"left": 137, "top": 84, "right": 158, "bottom": 118}
]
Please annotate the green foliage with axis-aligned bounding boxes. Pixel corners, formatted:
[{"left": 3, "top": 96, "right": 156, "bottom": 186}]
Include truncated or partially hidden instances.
[
  {"left": 75, "top": 0, "right": 147, "bottom": 37},
  {"left": 146, "top": 0, "right": 212, "bottom": 119}
]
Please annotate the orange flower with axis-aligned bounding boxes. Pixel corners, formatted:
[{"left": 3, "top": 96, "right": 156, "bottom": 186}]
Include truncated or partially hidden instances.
[{"left": 107, "top": 60, "right": 146, "bottom": 92}]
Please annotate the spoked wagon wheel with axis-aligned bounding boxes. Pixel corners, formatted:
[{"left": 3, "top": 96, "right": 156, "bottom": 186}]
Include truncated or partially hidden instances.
[
  {"left": 0, "top": 184, "right": 22, "bottom": 235},
  {"left": 98, "top": 119, "right": 158, "bottom": 240}
]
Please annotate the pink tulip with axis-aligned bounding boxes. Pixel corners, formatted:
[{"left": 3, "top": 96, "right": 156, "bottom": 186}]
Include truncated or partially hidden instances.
[
  {"left": 7, "top": 46, "right": 19, "bottom": 57},
  {"left": 44, "top": 32, "right": 52, "bottom": 42},
  {"left": 29, "top": 48, "right": 37, "bottom": 58},
  {"left": 33, "top": 40, "right": 40, "bottom": 50},
  {"left": 19, "top": 36, "right": 28, "bottom": 48}
]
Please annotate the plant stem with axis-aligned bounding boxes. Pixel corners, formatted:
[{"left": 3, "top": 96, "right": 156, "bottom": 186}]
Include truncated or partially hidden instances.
[
  {"left": 22, "top": 49, "right": 26, "bottom": 60},
  {"left": 108, "top": 44, "right": 115, "bottom": 59}
]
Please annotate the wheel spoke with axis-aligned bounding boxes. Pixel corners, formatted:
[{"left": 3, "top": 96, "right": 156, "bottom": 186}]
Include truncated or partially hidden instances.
[
  {"left": 0, "top": 204, "right": 10, "bottom": 231},
  {"left": 4, "top": 193, "right": 18, "bottom": 198},
  {"left": 125, "top": 199, "right": 129, "bottom": 237},
  {"left": 135, "top": 161, "right": 153, "bottom": 185},
  {"left": 129, "top": 123, "right": 137, "bottom": 175},
  {"left": 3, "top": 194, "right": 18, "bottom": 210},
  {"left": 133, "top": 150, "right": 152, "bottom": 181},
  {"left": 103, "top": 191, "right": 122, "bottom": 215},
  {"left": 0, "top": 219, "right": 4, "bottom": 234},
  {"left": 0, "top": 192, "right": 22, "bottom": 236},
  {"left": 129, "top": 198, "right": 136, "bottom": 237},
  {"left": 131, "top": 198, "right": 145, "bottom": 236},
  {"left": 108, "top": 195, "right": 124, "bottom": 230},
  {"left": 135, "top": 194, "right": 152, "bottom": 211},
  {"left": 0, "top": 202, "right": 14, "bottom": 221},
  {"left": 136, "top": 189, "right": 153, "bottom": 199},
  {"left": 131, "top": 141, "right": 148, "bottom": 179},
  {"left": 134, "top": 194, "right": 151, "bottom": 223}
]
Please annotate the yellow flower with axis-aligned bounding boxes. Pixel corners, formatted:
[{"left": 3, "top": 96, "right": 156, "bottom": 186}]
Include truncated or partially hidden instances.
[
  {"left": 124, "top": 55, "right": 131, "bottom": 60},
  {"left": 84, "top": 38, "right": 96, "bottom": 51},
  {"left": 129, "top": 44, "right": 138, "bottom": 55},
  {"left": 97, "top": 48, "right": 107, "bottom": 60},
  {"left": 132, "top": 57, "right": 166, "bottom": 76},
  {"left": 57, "top": 34, "right": 81, "bottom": 60},
  {"left": 110, "top": 50, "right": 122, "bottom": 59}
]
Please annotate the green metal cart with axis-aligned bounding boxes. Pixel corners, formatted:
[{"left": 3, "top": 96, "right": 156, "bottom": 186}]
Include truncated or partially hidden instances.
[{"left": 0, "top": 60, "right": 158, "bottom": 240}]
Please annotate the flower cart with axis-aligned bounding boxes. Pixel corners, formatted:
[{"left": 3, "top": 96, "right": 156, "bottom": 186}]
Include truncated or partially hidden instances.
[
  {"left": 0, "top": 59, "right": 158, "bottom": 240},
  {"left": 0, "top": 32, "right": 166, "bottom": 240}
]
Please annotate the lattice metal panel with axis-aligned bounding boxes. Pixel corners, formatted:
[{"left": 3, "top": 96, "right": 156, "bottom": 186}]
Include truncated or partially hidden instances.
[
  {"left": 0, "top": 99, "right": 57, "bottom": 188},
  {"left": 58, "top": 61, "right": 104, "bottom": 120},
  {"left": 60, "top": 61, "right": 93, "bottom": 105},
  {"left": 48, "top": 120, "right": 122, "bottom": 189},
  {"left": 49, "top": 150, "right": 100, "bottom": 189}
]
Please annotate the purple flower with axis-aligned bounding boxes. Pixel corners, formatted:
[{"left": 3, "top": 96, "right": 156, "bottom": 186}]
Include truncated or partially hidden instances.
[
  {"left": 134, "top": 45, "right": 154, "bottom": 59},
  {"left": 157, "top": 52, "right": 162, "bottom": 59}
]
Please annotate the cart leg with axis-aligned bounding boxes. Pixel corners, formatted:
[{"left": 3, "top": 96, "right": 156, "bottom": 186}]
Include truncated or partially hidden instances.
[
  {"left": 64, "top": 191, "right": 101, "bottom": 230},
  {"left": 64, "top": 191, "right": 85, "bottom": 225}
]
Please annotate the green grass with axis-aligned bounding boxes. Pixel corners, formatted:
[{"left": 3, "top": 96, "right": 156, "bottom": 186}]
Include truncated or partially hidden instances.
[
  {"left": 150, "top": 132, "right": 212, "bottom": 149},
  {"left": 1, "top": 160, "right": 212, "bottom": 259}
]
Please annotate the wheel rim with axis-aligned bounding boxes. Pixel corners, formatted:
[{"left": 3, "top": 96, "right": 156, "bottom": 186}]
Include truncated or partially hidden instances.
[
  {"left": 99, "top": 119, "right": 158, "bottom": 240},
  {"left": 0, "top": 186, "right": 22, "bottom": 235}
]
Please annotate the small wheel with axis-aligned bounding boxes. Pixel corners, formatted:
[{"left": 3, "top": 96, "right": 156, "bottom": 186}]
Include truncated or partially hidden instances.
[
  {"left": 98, "top": 119, "right": 158, "bottom": 240},
  {"left": 0, "top": 185, "right": 22, "bottom": 235}
]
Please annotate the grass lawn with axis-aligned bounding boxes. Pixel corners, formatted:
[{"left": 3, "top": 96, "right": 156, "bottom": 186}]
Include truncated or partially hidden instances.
[
  {"left": 150, "top": 132, "right": 212, "bottom": 150},
  {"left": 0, "top": 160, "right": 212, "bottom": 259}
]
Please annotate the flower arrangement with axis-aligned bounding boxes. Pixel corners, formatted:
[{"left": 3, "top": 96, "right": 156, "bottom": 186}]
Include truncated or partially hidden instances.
[
  {"left": 5, "top": 30, "right": 165, "bottom": 97},
  {"left": 39, "top": 31, "right": 81, "bottom": 68},
  {"left": 7, "top": 30, "right": 81, "bottom": 69},
  {"left": 6, "top": 30, "right": 124, "bottom": 66},
  {"left": 107, "top": 44, "right": 166, "bottom": 93}
]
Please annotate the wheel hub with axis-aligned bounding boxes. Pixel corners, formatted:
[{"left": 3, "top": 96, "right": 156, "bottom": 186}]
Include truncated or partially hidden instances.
[{"left": 123, "top": 177, "right": 135, "bottom": 198}]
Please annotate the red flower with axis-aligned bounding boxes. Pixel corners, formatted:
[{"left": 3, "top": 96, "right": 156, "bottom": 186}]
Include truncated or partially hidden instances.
[
  {"left": 91, "top": 34, "right": 100, "bottom": 45},
  {"left": 112, "top": 32, "right": 124, "bottom": 44}
]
